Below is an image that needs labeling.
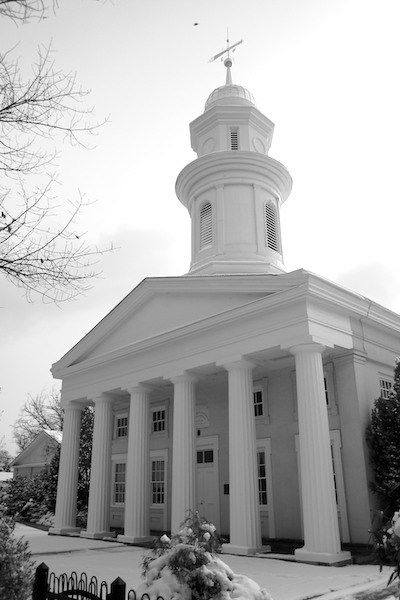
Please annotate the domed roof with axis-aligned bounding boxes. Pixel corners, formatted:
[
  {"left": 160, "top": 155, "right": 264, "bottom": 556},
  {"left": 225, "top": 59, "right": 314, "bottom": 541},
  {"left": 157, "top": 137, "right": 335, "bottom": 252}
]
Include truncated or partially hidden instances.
[
  {"left": 204, "top": 55, "right": 256, "bottom": 112},
  {"left": 204, "top": 84, "right": 255, "bottom": 111}
]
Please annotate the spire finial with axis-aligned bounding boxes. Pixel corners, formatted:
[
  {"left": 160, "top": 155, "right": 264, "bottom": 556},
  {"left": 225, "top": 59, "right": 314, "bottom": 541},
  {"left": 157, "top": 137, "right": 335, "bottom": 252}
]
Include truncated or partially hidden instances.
[{"left": 208, "top": 35, "right": 243, "bottom": 85}]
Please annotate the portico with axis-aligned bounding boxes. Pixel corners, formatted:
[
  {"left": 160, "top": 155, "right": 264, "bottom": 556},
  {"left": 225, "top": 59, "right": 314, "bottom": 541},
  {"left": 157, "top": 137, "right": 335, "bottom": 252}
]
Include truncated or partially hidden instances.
[{"left": 50, "top": 272, "right": 357, "bottom": 564}]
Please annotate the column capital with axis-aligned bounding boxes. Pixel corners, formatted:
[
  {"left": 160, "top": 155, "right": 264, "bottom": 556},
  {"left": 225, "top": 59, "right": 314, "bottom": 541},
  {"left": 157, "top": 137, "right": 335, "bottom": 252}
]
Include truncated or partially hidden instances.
[
  {"left": 169, "top": 372, "right": 197, "bottom": 385},
  {"left": 62, "top": 402, "right": 84, "bottom": 413},
  {"left": 87, "top": 392, "right": 111, "bottom": 404},
  {"left": 220, "top": 358, "right": 255, "bottom": 372},
  {"left": 125, "top": 384, "right": 152, "bottom": 395},
  {"left": 289, "top": 342, "right": 325, "bottom": 356}
]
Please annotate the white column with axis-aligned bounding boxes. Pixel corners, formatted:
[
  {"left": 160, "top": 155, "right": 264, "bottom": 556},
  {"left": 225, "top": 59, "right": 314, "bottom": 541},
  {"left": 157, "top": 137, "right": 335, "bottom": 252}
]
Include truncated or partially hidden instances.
[
  {"left": 81, "top": 394, "right": 114, "bottom": 539},
  {"left": 171, "top": 373, "right": 197, "bottom": 533},
  {"left": 118, "top": 385, "right": 152, "bottom": 544},
  {"left": 291, "top": 343, "right": 351, "bottom": 564},
  {"left": 49, "top": 403, "right": 82, "bottom": 535},
  {"left": 222, "top": 359, "right": 261, "bottom": 555}
]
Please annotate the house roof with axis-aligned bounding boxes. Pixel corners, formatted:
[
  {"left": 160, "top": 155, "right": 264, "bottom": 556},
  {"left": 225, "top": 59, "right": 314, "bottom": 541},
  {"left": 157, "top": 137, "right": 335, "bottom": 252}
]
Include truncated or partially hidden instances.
[{"left": 10, "top": 429, "right": 62, "bottom": 468}]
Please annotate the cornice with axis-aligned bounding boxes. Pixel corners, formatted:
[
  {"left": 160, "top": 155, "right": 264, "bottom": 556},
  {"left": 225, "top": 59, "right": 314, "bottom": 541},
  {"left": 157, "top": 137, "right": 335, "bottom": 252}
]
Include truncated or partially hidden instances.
[
  {"left": 175, "top": 151, "right": 292, "bottom": 208},
  {"left": 53, "top": 269, "right": 400, "bottom": 381},
  {"left": 190, "top": 104, "right": 274, "bottom": 134},
  {"left": 305, "top": 271, "right": 400, "bottom": 333}
]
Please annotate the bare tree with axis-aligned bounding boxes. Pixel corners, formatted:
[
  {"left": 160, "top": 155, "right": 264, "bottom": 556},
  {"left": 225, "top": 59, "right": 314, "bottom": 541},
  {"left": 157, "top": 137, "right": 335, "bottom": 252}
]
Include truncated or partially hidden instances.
[
  {"left": 1, "top": 4, "right": 111, "bottom": 302},
  {"left": 0, "top": 0, "right": 46, "bottom": 22},
  {"left": 13, "top": 388, "right": 63, "bottom": 450}
]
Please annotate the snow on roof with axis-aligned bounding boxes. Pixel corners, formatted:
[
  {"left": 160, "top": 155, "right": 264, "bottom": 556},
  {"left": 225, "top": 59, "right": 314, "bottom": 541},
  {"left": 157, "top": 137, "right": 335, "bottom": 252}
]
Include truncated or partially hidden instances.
[{"left": 43, "top": 429, "right": 63, "bottom": 444}]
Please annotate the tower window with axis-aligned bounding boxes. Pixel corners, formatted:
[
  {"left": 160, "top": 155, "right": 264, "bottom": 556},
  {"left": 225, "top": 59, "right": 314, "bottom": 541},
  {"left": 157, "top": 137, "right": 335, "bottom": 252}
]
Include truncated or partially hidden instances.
[
  {"left": 199, "top": 202, "right": 213, "bottom": 248},
  {"left": 230, "top": 127, "right": 239, "bottom": 150},
  {"left": 265, "top": 203, "right": 278, "bottom": 252}
]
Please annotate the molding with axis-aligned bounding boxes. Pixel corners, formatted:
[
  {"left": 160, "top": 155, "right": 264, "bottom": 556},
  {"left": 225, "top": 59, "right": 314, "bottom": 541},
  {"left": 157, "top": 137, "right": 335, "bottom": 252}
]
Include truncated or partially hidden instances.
[
  {"left": 52, "top": 269, "right": 400, "bottom": 392},
  {"left": 176, "top": 151, "right": 292, "bottom": 208}
]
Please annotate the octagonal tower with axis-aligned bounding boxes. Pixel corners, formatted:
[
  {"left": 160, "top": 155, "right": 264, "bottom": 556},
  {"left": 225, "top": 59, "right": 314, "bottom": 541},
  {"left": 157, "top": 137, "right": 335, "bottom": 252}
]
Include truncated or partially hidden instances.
[{"left": 176, "top": 57, "right": 292, "bottom": 276}]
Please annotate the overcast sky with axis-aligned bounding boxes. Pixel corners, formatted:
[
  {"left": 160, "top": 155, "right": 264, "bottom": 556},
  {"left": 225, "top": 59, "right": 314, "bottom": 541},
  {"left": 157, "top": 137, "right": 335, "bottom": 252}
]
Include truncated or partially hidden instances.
[{"left": 1, "top": 0, "right": 400, "bottom": 455}]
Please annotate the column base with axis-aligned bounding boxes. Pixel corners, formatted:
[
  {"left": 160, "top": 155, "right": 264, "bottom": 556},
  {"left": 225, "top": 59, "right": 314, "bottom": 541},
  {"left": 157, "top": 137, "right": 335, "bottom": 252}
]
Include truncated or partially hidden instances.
[
  {"left": 117, "top": 534, "right": 154, "bottom": 545},
  {"left": 48, "top": 527, "right": 81, "bottom": 536},
  {"left": 80, "top": 530, "right": 116, "bottom": 540},
  {"left": 221, "top": 543, "right": 263, "bottom": 556},
  {"left": 295, "top": 547, "right": 352, "bottom": 566}
]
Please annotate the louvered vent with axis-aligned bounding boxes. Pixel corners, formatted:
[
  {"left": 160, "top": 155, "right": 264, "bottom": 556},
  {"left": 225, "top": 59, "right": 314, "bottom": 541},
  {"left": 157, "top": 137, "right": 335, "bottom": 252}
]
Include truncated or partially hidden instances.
[
  {"left": 230, "top": 128, "right": 239, "bottom": 150},
  {"left": 265, "top": 203, "right": 278, "bottom": 251},
  {"left": 200, "top": 202, "right": 213, "bottom": 248}
]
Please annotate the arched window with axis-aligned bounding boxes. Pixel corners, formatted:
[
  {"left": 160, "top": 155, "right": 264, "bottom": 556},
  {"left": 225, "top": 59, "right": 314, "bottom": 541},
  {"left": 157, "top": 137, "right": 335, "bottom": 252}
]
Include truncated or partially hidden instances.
[
  {"left": 200, "top": 202, "right": 213, "bottom": 248},
  {"left": 265, "top": 203, "right": 278, "bottom": 252}
]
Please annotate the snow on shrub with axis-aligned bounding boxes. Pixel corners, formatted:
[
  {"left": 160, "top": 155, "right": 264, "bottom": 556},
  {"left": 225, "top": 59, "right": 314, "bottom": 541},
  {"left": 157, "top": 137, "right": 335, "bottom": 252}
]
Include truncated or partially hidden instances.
[
  {"left": 0, "top": 508, "right": 34, "bottom": 600},
  {"left": 139, "top": 511, "right": 272, "bottom": 600}
]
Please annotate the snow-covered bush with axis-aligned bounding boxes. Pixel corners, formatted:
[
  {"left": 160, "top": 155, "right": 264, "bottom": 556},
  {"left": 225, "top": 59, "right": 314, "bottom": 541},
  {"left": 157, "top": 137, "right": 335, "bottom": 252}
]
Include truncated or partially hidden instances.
[
  {"left": 371, "top": 508, "right": 400, "bottom": 587},
  {"left": 0, "top": 508, "right": 34, "bottom": 600},
  {"left": 139, "top": 511, "right": 272, "bottom": 600}
]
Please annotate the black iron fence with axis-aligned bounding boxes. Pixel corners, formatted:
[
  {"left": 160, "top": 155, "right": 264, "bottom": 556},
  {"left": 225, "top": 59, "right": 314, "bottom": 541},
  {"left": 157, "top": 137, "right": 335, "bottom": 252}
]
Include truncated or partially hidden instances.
[{"left": 32, "top": 563, "right": 165, "bottom": 600}]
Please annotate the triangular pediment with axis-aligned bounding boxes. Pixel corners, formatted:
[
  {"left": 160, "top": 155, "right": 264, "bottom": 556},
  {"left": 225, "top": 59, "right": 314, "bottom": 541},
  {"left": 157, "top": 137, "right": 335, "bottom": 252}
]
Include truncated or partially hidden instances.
[{"left": 53, "top": 272, "right": 307, "bottom": 373}]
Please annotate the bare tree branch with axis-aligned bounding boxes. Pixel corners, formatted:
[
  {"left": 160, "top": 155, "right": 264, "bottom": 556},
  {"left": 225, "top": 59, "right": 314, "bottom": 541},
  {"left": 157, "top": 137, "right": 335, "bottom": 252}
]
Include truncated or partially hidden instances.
[
  {"left": 0, "top": 0, "right": 47, "bottom": 23},
  {"left": 0, "top": 38, "right": 112, "bottom": 302},
  {"left": 13, "top": 387, "right": 63, "bottom": 451}
]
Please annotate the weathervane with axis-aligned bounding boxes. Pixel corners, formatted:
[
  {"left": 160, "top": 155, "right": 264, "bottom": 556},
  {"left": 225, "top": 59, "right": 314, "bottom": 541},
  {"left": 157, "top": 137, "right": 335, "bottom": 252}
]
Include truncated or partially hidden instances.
[
  {"left": 208, "top": 34, "right": 243, "bottom": 85},
  {"left": 208, "top": 35, "right": 243, "bottom": 64}
]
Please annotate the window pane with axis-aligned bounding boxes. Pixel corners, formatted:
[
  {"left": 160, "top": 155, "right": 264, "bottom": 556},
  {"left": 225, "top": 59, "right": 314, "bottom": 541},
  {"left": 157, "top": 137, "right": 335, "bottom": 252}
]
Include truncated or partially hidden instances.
[
  {"left": 116, "top": 416, "right": 128, "bottom": 438},
  {"left": 204, "top": 450, "right": 214, "bottom": 463},
  {"left": 151, "top": 459, "right": 165, "bottom": 504},
  {"left": 257, "top": 451, "right": 267, "bottom": 505},
  {"left": 380, "top": 378, "right": 393, "bottom": 400},
  {"left": 152, "top": 409, "right": 166, "bottom": 433},
  {"left": 114, "top": 463, "right": 126, "bottom": 504},
  {"left": 254, "top": 390, "right": 263, "bottom": 417}
]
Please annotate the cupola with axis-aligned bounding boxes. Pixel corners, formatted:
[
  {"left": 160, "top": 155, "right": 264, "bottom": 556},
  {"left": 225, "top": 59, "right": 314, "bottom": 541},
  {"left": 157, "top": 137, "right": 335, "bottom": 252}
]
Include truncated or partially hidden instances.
[{"left": 176, "top": 54, "right": 292, "bottom": 276}]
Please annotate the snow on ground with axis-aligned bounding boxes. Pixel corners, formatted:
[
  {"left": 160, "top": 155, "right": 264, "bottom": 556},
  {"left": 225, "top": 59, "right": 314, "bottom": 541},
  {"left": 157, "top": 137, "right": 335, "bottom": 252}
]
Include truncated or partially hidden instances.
[{"left": 16, "top": 524, "right": 393, "bottom": 600}]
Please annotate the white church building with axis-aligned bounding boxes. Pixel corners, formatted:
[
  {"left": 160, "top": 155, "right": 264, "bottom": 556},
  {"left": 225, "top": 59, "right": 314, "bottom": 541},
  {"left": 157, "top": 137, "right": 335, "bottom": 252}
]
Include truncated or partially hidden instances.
[{"left": 50, "top": 56, "right": 400, "bottom": 565}]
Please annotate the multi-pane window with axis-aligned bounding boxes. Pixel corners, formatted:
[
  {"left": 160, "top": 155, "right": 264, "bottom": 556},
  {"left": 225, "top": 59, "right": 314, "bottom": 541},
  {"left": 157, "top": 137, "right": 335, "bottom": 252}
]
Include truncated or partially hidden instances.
[
  {"left": 230, "top": 127, "right": 239, "bottom": 150},
  {"left": 380, "top": 378, "right": 393, "bottom": 399},
  {"left": 116, "top": 416, "right": 128, "bottom": 438},
  {"left": 197, "top": 450, "right": 214, "bottom": 464},
  {"left": 257, "top": 451, "right": 268, "bottom": 505},
  {"left": 114, "top": 463, "right": 126, "bottom": 504},
  {"left": 253, "top": 390, "right": 263, "bottom": 417},
  {"left": 151, "top": 459, "right": 165, "bottom": 505},
  {"left": 265, "top": 203, "right": 278, "bottom": 252},
  {"left": 152, "top": 408, "right": 166, "bottom": 433},
  {"left": 199, "top": 202, "right": 212, "bottom": 249}
]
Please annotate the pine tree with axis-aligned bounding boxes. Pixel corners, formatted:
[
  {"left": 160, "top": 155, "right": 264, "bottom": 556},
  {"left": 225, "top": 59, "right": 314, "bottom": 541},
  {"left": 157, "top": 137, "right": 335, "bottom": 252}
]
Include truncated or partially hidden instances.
[{"left": 366, "top": 360, "right": 400, "bottom": 511}]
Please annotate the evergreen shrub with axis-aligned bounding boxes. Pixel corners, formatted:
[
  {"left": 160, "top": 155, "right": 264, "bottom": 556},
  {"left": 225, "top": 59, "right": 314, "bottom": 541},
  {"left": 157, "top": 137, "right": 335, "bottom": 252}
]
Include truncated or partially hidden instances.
[{"left": 366, "top": 359, "right": 400, "bottom": 512}]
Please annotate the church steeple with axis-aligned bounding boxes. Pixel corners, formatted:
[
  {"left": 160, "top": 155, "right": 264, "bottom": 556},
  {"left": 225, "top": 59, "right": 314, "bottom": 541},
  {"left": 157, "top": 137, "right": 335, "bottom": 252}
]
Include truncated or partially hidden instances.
[{"left": 176, "top": 52, "right": 292, "bottom": 276}]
